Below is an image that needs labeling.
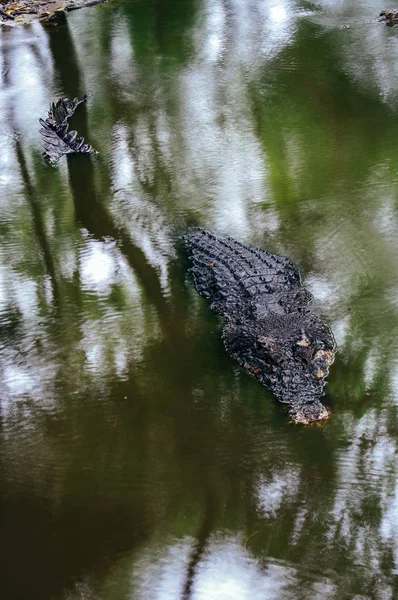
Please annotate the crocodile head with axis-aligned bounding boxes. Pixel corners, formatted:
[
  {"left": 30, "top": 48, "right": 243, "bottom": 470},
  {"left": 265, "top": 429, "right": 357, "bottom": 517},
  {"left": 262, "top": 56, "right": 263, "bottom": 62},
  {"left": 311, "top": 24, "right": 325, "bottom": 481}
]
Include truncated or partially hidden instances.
[
  {"left": 255, "top": 319, "right": 336, "bottom": 424},
  {"left": 223, "top": 312, "right": 336, "bottom": 424}
]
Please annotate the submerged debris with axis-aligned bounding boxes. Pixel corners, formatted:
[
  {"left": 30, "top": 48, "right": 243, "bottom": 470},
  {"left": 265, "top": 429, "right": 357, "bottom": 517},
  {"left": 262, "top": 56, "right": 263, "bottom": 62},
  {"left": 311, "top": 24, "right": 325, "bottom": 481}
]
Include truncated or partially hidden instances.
[
  {"left": 39, "top": 95, "right": 98, "bottom": 165},
  {"left": 378, "top": 9, "right": 398, "bottom": 26}
]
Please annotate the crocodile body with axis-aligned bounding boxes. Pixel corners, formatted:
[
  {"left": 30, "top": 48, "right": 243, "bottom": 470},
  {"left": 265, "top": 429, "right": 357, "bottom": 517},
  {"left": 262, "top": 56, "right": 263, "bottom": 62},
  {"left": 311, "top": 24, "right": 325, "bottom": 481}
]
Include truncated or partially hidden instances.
[{"left": 184, "top": 229, "right": 336, "bottom": 424}]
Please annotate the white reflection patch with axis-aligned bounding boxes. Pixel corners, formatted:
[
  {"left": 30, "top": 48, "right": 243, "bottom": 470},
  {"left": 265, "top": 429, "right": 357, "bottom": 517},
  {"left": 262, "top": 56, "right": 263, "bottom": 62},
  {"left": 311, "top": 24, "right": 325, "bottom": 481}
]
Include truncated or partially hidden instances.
[
  {"left": 130, "top": 538, "right": 193, "bottom": 600},
  {"left": 328, "top": 409, "right": 398, "bottom": 576},
  {"left": 110, "top": 18, "right": 135, "bottom": 86},
  {"left": 15, "top": 278, "right": 39, "bottom": 324},
  {"left": 84, "top": 342, "right": 103, "bottom": 373},
  {"left": 257, "top": 466, "right": 300, "bottom": 518},
  {"left": 110, "top": 120, "right": 175, "bottom": 293},
  {"left": 390, "top": 364, "right": 398, "bottom": 406},
  {"left": 111, "top": 122, "right": 134, "bottom": 190},
  {"left": 77, "top": 233, "right": 156, "bottom": 372},
  {"left": 305, "top": 275, "right": 339, "bottom": 308},
  {"left": 201, "top": 0, "right": 226, "bottom": 63},
  {"left": 4, "top": 365, "right": 38, "bottom": 396},
  {"left": 214, "top": 124, "right": 267, "bottom": 239},
  {"left": 331, "top": 316, "right": 349, "bottom": 349},
  {"left": 114, "top": 343, "right": 128, "bottom": 378},
  {"left": 68, "top": 9, "right": 104, "bottom": 97},
  {"left": 270, "top": 5, "right": 287, "bottom": 23},
  {"left": 380, "top": 487, "right": 398, "bottom": 571},
  {"left": 108, "top": 533, "right": 336, "bottom": 600},
  {"left": 0, "top": 264, "right": 7, "bottom": 313},
  {"left": 80, "top": 238, "right": 116, "bottom": 294},
  {"left": 192, "top": 541, "right": 296, "bottom": 600},
  {"left": 7, "top": 32, "right": 52, "bottom": 145},
  {"left": 257, "top": 0, "right": 296, "bottom": 63},
  {"left": 179, "top": 42, "right": 267, "bottom": 240},
  {"left": 0, "top": 145, "right": 15, "bottom": 187},
  {"left": 334, "top": 16, "right": 398, "bottom": 104},
  {"left": 263, "top": 209, "right": 280, "bottom": 233},
  {"left": 363, "top": 350, "right": 377, "bottom": 390},
  {"left": 60, "top": 248, "right": 78, "bottom": 280}
]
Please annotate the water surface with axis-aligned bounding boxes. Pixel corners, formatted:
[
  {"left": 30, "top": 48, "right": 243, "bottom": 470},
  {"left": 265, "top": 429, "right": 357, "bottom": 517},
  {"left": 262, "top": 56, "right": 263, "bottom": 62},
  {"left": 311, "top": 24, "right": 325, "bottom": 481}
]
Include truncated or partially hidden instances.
[{"left": 1, "top": 1, "right": 398, "bottom": 599}]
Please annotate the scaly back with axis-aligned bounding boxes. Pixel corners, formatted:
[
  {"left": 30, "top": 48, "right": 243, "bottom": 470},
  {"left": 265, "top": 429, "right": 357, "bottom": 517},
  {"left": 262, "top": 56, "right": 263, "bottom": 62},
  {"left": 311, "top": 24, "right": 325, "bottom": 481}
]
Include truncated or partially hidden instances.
[{"left": 184, "top": 229, "right": 310, "bottom": 318}]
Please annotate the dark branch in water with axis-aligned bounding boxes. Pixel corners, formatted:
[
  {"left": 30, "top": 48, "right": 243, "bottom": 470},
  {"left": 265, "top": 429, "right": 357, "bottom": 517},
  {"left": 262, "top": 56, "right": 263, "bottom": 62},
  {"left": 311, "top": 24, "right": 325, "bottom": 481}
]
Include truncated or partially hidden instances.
[
  {"left": 0, "top": 8, "right": 15, "bottom": 20},
  {"left": 182, "top": 490, "right": 217, "bottom": 600},
  {"left": 47, "top": 95, "right": 88, "bottom": 127},
  {"left": 39, "top": 96, "right": 98, "bottom": 165}
]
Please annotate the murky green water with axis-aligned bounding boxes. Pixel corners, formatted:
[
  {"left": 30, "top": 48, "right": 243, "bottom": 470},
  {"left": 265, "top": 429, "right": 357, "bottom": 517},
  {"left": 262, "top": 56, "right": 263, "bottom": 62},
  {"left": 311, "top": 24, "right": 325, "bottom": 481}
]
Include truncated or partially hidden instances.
[{"left": 1, "top": 1, "right": 398, "bottom": 598}]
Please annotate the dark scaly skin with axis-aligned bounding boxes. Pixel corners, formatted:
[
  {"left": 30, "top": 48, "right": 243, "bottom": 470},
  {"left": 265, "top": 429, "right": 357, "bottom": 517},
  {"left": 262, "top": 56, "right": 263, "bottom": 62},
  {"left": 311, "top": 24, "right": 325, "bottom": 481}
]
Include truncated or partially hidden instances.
[{"left": 184, "top": 229, "right": 336, "bottom": 424}]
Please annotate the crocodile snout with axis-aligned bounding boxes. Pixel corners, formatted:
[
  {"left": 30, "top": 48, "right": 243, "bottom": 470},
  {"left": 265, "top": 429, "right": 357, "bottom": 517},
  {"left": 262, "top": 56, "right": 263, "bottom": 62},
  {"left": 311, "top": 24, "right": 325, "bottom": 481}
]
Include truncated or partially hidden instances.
[{"left": 289, "top": 401, "right": 330, "bottom": 425}]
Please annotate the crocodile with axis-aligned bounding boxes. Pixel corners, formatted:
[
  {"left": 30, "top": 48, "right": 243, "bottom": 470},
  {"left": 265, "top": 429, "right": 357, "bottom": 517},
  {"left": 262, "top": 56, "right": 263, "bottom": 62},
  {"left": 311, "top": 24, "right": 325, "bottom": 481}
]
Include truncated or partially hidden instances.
[{"left": 184, "top": 229, "right": 336, "bottom": 424}]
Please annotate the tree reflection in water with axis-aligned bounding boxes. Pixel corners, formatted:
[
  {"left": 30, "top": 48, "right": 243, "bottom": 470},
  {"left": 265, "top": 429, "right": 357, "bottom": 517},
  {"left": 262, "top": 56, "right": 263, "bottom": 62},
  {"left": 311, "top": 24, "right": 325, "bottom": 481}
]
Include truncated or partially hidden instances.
[{"left": 1, "top": 1, "right": 398, "bottom": 599}]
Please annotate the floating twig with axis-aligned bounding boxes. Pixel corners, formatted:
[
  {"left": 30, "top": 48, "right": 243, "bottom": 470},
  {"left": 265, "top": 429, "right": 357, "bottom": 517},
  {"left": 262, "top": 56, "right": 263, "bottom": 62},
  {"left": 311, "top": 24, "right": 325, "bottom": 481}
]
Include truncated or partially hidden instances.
[{"left": 244, "top": 530, "right": 258, "bottom": 550}]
